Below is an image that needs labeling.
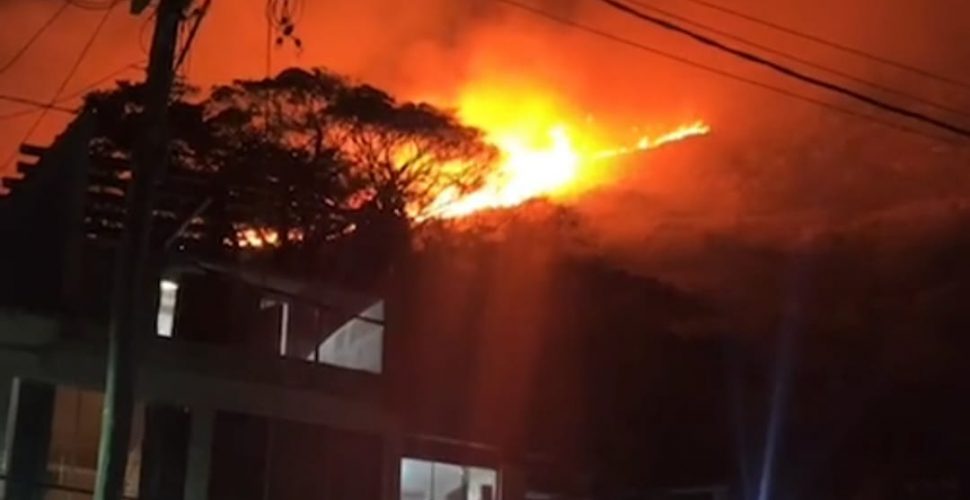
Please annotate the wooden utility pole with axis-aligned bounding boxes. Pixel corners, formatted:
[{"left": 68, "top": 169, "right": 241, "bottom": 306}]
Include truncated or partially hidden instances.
[{"left": 93, "top": 1, "right": 188, "bottom": 500}]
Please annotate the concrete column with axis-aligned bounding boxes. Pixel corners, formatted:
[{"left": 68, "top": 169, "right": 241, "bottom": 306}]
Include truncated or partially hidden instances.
[
  {"left": 2, "top": 379, "right": 55, "bottom": 500},
  {"left": 500, "top": 462, "right": 527, "bottom": 500},
  {"left": 138, "top": 404, "right": 190, "bottom": 500},
  {"left": 0, "top": 375, "right": 13, "bottom": 472},
  {"left": 381, "top": 433, "right": 404, "bottom": 500},
  {"left": 183, "top": 407, "right": 214, "bottom": 500}
]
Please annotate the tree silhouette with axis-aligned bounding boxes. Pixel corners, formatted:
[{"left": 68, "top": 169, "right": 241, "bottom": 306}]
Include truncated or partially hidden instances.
[
  {"left": 81, "top": 68, "right": 498, "bottom": 270},
  {"left": 205, "top": 68, "right": 497, "bottom": 221}
]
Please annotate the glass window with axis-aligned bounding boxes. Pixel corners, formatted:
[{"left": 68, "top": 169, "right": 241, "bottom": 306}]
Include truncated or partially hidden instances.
[
  {"left": 401, "top": 458, "right": 498, "bottom": 500},
  {"left": 47, "top": 386, "right": 144, "bottom": 499},
  {"left": 467, "top": 467, "right": 499, "bottom": 500},
  {"left": 401, "top": 458, "right": 433, "bottom": 500},
  {"left": 312, "top": 300, "right": 384, "bottom": 374},
  {"left": 432, "top": 462, "right": 464, "bottom": 500}
]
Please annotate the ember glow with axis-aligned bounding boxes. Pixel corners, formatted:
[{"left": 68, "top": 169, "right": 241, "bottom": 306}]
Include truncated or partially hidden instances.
[
  {"left": 421, "top": 85, "right": 711, "bottom": 220},
  {"left": 235, "top": 226, "right": 305, "bottom": 249},
  {"left": 237, "top": 227, "right": 280, "bottom": 249}
]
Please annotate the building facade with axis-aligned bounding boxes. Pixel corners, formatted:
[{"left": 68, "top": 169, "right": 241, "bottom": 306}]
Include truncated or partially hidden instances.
[
  {"left": 0, "top": 112, "right": 739, "bottom": 500},
  {"left": 0, "top": 113, "right": 588, "bottom": 500}
]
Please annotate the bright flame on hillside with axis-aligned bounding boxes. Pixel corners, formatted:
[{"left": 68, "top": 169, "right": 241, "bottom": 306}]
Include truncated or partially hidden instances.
[
  {"left": 593, "top": 121, "right": 712, "bottom": 160},
  {"left": 422, "top": 86, "right": 710, "bottom": 220}
]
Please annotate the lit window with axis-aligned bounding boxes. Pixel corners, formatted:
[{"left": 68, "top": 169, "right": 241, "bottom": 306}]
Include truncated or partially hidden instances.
[
  {"left": 156, "top": 280, "right": 179, "bottom": 338},
  {"left": 401, "top": 458, "right": 498, "bottom": 500}
]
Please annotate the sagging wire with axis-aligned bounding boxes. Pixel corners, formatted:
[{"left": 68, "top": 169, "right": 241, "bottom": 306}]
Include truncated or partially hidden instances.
[
  {"left": 138, "top": 7, "right": 158, "bottom": 55},
  {"left": 174, "top": 0, "right": 213, "bottom": 76},
  {"left": 66, "top": 0, "right": 126, "bottom": 11}
]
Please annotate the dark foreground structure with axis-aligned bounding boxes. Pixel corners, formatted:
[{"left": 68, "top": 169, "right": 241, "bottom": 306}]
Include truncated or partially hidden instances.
[
  {"left": 0, "top": 114, "right": 729, "bottom": 500},
  {"left": 1, "top": 113, "right": 968, "bottom": 500}
]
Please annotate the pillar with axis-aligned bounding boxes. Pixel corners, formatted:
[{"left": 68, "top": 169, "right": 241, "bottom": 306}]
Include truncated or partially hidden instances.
[
  {"left": 3, "top": 379, "right": 56, "bottom": 500},
  {"left": 138, "top": 404, "right": 190, "bottom": 500},
  {"left": 500, "top": 462, "right": 527, "bottom": 500},
  {"left": 0, "top": 375, "right": 13, "bottom": 471},
  {"left": 183, "top": 407, "right": 214, "bottom": 500},
  {"left": 381, "top": 433, "right": 404, "bottom": 500}
]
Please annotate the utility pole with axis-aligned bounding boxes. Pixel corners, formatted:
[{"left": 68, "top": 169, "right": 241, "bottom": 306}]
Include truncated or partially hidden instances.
[{"left": 93, "top": 1, "right": 188, "bottom": 500}]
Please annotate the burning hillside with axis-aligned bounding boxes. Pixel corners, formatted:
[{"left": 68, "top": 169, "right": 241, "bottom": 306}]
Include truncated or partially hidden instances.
[
  {"left": 419, "top": 83, "right": 710, "bottom": 220},
  {"left": 82, "top": 66, "right": 712, "bottom": 252}
]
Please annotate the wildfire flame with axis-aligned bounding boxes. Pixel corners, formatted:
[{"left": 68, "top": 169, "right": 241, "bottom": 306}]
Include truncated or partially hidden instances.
[
  {"left": 237, "top": 227, "right": 280, "bottom": 248},
  {"left": 592, "top": 120, "right": 712, "bottom": 161},
  {"left": 236, "top": 86, "right": 712, "bottom": 246},
  {"left": 234, "top": 226, "right": 305, "bottom": 249},
  {"left": 422, "top": 86, "right": 710, "bottom": 220}
]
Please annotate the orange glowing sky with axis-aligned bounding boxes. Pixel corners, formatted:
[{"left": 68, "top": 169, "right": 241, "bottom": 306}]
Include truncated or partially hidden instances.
[
  {"left": 2, "top": 0, "right": 969, "bottom": 223},
  {"left": 0, "top": 0, "right": 951, "bottom": 173}
]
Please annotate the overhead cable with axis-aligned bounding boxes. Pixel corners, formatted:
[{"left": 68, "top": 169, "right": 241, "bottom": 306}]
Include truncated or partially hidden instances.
[
  {"left": 681, "top": 0, "right": 970, "bottom": 91},
  {"left": 492, "top": 0, "right": 961, "bottom": 146},
  {"left": 2, "top": 3, "right": 118, "bottom": 169},
  {"left": 598, "top": 0, "right": 970, "bottom": 139},
  {"left": 0, "top": 1, "right": 72, "bottom": 77},
  {"left": 495, "top": 0, "right": 960, "bottom": 145},
  {"left": 625, "top": 0, "right": 970, "bottom": 121}
]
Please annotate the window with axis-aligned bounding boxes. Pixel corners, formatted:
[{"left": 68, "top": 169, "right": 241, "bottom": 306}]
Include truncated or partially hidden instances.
[
  {"left": 260, "top": 298, "right": 291, "bottom": 356},
  {"left": 263, "top": 295, "right": 385, "bottom": 374},
  {"left": 312, "top": 300, "right": 384, "bottom": 374},
  {"left": 401, "top": 458, "right": 498, "bottom": 500},
  {"left": 156, "top": 279, "right": 179, "bottom": 338},
  {"left": 47, "top": 386, "right": 144, "bottom": 499}
]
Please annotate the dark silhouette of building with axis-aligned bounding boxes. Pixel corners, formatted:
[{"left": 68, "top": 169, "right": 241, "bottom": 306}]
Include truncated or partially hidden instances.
[
  {"left": 5, "top": 112, "right": 965, "bottom": 500},
  {"left": 0, "top": 112, "right": 729, "bottom": 500}
]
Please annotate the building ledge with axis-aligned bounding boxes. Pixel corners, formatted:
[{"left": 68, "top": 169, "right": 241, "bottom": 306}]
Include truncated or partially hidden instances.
[
  {"left": 0, "top": 308, "right": 60, "bottom": 347},
  {"left": 0, "top": 308, "right": 394, "bottom": 434}
]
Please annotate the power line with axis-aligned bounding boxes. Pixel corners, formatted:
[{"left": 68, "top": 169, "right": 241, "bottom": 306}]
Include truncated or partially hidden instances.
[
  {"left": 174, "top": 0, "right": 212, "bottom": 74},
  {"left": 265, "top": 1, "right": 273, "bottom": 77},
  {"left": 0, "top": 95, "right": 76, "bottom": 114},
  {"left": 0, "top": 1, "right": 71, "bottom": 77},
  {"left": 598, "top": 0, "right": 970, "bottom": 139},
  {"left": 681, "top": 0, "right": 970, "bottom": 92},
  {"left": 2, "top": 3, "right": 118, "bottom": 171},
  {"left": 0, "top": 61, "right": 144, "bottom": 122},
  {"left": 60, "top": 61, "right": 146, "bottom": 102},
  {"left": 625, "top": 0, "right": 970, "bottom": 121},
  {"left": 491, "top": 0, "right": 959, "bottom": 146},
  {"left": 0, "top": 107, "right": 49, "bottom": 122},
  {"left": 67, "top": 0, "right": 125, "bottom": 11},
  {"left": 41, "top": 5, "right": 118, "bottom": 106},
  {"left": 138, "top": 9, "right": 159, "bottom": 55},
  {"left": 0, "top": 106, "right": 58, "bottom": 123}
]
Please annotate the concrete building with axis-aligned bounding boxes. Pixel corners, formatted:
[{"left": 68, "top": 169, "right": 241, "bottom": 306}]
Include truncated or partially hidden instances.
[
  {"left": 0, "top": 113, "right": 537, "bottom": 500},
  {"left": 0, "top": 113, "right": 733, "bottom": 500}
]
